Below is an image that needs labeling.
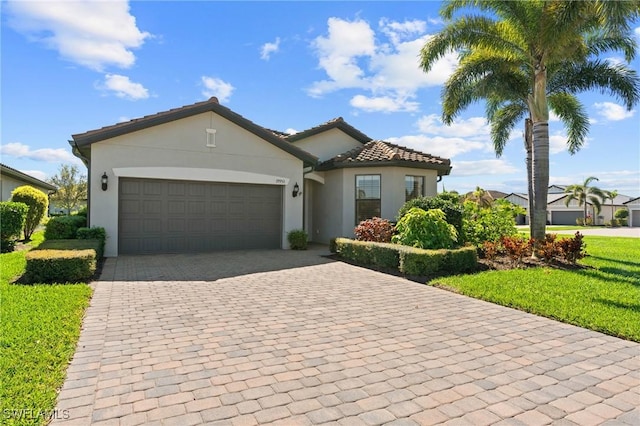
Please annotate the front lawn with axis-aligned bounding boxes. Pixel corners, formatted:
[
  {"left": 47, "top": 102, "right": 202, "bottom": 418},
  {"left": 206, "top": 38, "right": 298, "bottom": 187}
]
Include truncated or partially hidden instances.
[
  {"left": 432, "top": 236, "right": 640, "bottom": 342},
  {"left": 0, "top": 233, "right": 93, "bottom": 426}
]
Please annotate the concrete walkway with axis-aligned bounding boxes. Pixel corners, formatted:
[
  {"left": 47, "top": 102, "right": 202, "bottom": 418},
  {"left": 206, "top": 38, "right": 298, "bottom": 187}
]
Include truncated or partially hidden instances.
[{"left": 53, "top": 248, "right": 639, "bottom": 425}]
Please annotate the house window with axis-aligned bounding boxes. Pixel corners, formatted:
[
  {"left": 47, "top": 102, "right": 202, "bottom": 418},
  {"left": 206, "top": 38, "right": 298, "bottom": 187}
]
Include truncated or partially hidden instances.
[
  {"left": 405, "top": 176, "right": 424, "bottom": 201},
  {"left": 356, "top": 175, "right": 381, "bottom": 223}
]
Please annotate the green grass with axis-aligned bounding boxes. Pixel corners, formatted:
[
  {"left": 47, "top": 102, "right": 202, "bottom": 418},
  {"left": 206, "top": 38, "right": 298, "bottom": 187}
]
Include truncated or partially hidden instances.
[
  {"left": 432, "top": 236, "right": 640, "bottom": 342},
  {"left": 0, "top": 231, "right": 93, "bottom": 426}
]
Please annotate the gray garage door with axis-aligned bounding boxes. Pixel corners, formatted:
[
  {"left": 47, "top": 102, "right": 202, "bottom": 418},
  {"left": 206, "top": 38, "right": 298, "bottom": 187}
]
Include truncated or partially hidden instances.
[
  {"left": 551, "top": 210, "right": 583, "bottom": 225},
  {"left": 119, "top": 178, "right": 282, "bottom": 254},
  {"left": 632, "top": 210, "right": 640, "bottom": 227}
]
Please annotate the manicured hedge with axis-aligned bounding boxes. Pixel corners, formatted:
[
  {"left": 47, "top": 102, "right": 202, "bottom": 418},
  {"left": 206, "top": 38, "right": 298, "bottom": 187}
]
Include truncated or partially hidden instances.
[
  {"left": 24, "top": 249, "right": 96, "bottom": 283},
  {"left": 0, "top": 201, "right": 28, "bottom": 252},
  {"left": 334, "top": 238, "right": 477, "bottom": 276},
  {"left": 44, "top": 215, "right": 87, "bottom": 240},
  {"left": 37, "top": 239, "right": 104, "bottom": 259}
]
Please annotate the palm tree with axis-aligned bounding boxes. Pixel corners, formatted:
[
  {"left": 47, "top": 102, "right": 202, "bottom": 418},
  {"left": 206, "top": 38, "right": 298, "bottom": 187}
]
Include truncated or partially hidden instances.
[
  {"left": 564, "top": 176, "right": 606, "bottom": 225},
  {"left": 604, "top": 189, "right": 619, "bottom": 225},
  {"left": 420, "top": 0, "right": 640, "bottom": 243},
  {"left": 464, "top": 187, "right": 494, "bottom": 208}
]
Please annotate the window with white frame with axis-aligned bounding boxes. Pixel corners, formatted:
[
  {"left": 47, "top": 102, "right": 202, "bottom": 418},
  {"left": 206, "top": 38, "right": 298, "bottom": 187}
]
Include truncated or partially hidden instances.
[{"left": 355, "top": 175, "right": 381, "bottom": 223}]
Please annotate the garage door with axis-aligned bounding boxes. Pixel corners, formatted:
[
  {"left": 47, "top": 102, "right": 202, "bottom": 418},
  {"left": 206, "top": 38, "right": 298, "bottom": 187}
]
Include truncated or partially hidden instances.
[
  {"left": 632, "top": 210, "right": 640, "bottom": 227},
  {"left": 119, "top": 178, "right": 282, "bottom": 254},
  {"left": 551, "top": 210, "right": 583, "bottom": 225}
]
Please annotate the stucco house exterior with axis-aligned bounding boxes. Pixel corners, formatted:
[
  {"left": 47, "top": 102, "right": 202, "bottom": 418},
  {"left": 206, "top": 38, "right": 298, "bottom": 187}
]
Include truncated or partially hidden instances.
[
  {"left": 0, "top": 163, "right": 57, "bottom": 207},
  {"left": 70, "top": 97, "right": 451, "bottom": 256},
  {"left": 504, "top": 186, "right": 633, "bottom": 226},
  {"left": 625, "top": 197, "right": 640, "bottom": 227}
]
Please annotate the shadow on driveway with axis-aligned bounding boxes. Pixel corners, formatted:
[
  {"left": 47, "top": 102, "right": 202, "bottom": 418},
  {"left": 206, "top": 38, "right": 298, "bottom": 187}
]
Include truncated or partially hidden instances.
[{"left": 98, "top": 244, "right": 336, "bottom": 282}]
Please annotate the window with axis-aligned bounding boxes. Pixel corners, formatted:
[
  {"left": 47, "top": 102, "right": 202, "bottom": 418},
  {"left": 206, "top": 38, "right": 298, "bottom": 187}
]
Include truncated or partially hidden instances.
[
  {"left": 356, "top": 175, "right": 381, "bottom": 223},
  {"left": 405, "top": 176, "right": 424, "bottom": 201}
]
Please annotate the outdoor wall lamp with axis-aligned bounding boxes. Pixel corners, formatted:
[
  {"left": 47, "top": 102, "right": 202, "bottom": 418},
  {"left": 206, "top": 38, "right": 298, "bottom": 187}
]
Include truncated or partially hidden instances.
[
  {"left": 101, "top": 172, "right": 108, "bottom": 191},
  {"left": 292, "top": 182, "right": 300, "bottom": 198}
]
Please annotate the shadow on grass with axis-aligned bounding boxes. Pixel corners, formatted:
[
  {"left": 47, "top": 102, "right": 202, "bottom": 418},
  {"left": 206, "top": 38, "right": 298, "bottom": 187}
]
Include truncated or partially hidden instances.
[
  {"left": 594, "top": 298, "right": 640, "bottom": 312},
  {"left": 588, "top": 255, "right": 640, "bottom": 269},
  {"left": 573, "top": 267, "right": 640, "bottom": 287}
]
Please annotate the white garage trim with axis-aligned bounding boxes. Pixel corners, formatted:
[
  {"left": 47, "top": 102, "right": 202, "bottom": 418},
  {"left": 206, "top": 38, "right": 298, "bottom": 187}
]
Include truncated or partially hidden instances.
[{"left": 112, "top": 167, "right": 289, "bottom": 186}]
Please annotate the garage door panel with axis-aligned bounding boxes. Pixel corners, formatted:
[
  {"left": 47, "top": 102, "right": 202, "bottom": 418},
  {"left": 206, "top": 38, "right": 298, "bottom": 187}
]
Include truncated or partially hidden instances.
[
  {"left": 551, "top": 211, "right": 582, "bottom": 225},
  {"left": 632, "top": 210, "right": 640, "bottom": 227},
  {"left": 119, "top": 178, "right": 282, "bottom": 254}
]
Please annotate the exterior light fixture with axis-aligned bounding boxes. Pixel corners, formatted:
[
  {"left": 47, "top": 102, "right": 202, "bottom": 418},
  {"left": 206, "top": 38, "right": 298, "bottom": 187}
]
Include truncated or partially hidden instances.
[
  {"left": 292, "top": 182, "right": 300, "bottom": 198},
  {"left": 101, "top": 172, "right": 108, "bottom": 191}
]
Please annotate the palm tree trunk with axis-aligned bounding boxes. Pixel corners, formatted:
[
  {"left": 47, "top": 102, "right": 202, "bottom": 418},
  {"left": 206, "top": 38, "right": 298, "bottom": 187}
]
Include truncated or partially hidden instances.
[
  {"left": 525, "top": 118, "right": 534, "bottom": 237},
  {"left": 531, "top": 121, "right": 549, "bottom": 242}
]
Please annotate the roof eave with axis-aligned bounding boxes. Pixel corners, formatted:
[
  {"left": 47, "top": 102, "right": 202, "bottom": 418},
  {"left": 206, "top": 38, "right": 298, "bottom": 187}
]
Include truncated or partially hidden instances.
[{"left": 317, "top": 160, "right": 451, "bottom": 175}]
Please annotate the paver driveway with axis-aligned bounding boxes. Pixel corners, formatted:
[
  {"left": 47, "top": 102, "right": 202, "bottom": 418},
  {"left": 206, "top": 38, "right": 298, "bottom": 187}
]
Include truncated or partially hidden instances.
[{"left": 53, "top": 247, "right": 639, "bottom": 425}]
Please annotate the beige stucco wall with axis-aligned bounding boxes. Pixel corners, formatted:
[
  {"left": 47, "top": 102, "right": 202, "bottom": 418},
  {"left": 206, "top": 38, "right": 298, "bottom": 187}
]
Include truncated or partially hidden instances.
[
  {"left": 310, "top": 166, "right": 438, "bottom": 243},
  {"left": 290, "top": 128, "right": 362, "bottom": 161},
  {"left": 90, "top": 111, "right": 304, "bottom": 256},
  {"left": 0, "top": 174, "right": 51, "bottom": 201}
]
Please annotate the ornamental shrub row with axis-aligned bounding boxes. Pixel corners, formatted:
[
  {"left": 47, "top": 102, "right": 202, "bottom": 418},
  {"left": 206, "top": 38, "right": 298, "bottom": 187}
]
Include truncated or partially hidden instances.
[
  {"left": 44, "top": 215, "right": 87, "bottom": 240},
  {"left": 334, "top": 238, "right": 477, "bottom": 276},
  {"left": 24, "top": 249, "right": 96, "bottom": 284}
]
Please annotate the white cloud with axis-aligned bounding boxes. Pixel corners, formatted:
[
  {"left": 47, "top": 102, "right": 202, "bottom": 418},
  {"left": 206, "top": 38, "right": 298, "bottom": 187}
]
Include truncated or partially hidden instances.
[
  {"left": 350, "top": 94, "right": 419, "bottom": 113},
  {"left": 549, "top": 132, "right": 569, "bottom": 154},
  {"left": 594, "top": 102, "right": 635, "bottom": 121},
  {"left": 201, "top": 76, "right": 235, "bottom": 103},
  {"left": 101, "top": 74, "right": 149, "bottom": 100},
  {"left": 416, "top": 114, "right": 490, "bottom": 138},
  {"left": 308, "top": 17, "right": 458, "bottom": 112},
  {"left": 284, "top": 128, "right": 298, "bottom": 135},
  {"left": 450, "top": 159, "right": 520, "bottom": 176},
  {"left": 260, "top": 37, "right": 281, "bottom": 60},
  {"left": 6, "top": 0, "right": 150, "bottom": 71},
  {"left": 387, "top": 135, "right": 487, "bottom": 159},
  {"left": 0, "top": 142, "right": 82, "bottom": 165},
  {"left": 635, "top": 27, "right": 640, "bottom": 39}
]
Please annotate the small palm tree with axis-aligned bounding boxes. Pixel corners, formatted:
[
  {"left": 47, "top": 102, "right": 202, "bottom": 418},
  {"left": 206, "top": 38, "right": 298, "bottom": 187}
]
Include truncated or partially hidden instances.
[
  {"left": 604, "top": 189, "right": 619, "bottom": 225},
  {"left": 564, "top": 177, "right": 606, "bottom": 225},
  {"left": 465, "top": 187, "right": 494, "bottom": 208}
]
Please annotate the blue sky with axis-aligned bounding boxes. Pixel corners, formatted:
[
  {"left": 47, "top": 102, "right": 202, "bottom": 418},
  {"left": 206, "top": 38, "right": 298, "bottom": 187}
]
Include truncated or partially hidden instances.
[{"left": 2, "top": 1, "right": 639, "bottom": 196}]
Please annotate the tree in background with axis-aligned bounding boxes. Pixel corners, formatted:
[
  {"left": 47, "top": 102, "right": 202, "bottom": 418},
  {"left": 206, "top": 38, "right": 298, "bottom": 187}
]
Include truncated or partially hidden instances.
[
  {"left": 420, "top": 0, "right": 640, "bottom": 244},
  {"left": 564, "top": 176, "right": 605, "bottom": 225},
  {"left": 10, "top": 186, "right": 48, "bottom": 240},
  {"left": 48, "top": 164, "right": 87, "bottom": 215},
  {"left": 604, "top": 189, "right": 619, "bottom": 225}
]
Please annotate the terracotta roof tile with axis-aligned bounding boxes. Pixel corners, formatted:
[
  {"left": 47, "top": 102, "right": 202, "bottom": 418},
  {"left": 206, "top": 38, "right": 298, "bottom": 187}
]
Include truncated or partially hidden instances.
[{"left": 317, "top": 140, "right": 451, "bottom": 175}]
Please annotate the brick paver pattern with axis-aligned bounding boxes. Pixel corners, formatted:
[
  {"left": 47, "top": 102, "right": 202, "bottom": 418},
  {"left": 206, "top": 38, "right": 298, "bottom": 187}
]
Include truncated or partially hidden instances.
[{"left": 52, "top": 248, "right": 639, "bottom": 425}]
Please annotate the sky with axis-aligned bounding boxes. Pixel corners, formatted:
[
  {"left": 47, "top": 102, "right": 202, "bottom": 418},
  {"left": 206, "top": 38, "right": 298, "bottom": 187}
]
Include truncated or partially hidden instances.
[{"left": 2, "top": 1, "right": 639, "bottom": 197}]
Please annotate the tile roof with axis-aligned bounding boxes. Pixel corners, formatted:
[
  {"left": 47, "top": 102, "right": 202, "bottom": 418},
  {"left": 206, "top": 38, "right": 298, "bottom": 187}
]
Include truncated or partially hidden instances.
[
  {"left": 285, "top": 117, "right": 372, "bottom": 144},
  {"left": 316, "top": 140, "right": 451, "bottom": 175},
  {"left": 70, "top": 97, "right": 317, "bottom": 165}
]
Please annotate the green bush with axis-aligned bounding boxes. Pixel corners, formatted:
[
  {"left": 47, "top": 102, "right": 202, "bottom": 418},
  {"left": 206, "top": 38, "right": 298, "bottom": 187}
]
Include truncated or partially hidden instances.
[
  {"left": 75, "top": 206, "right": 88, "bottom": 217},
  {"left": 44, "top": 215, "right": 87, "bottom": 240},
  {"left": 614, "top": 209, "right": 629, "bottom": 219},
  {"left": 37, "top": 239, "right": 104, "bottom": 259},
  {"left": 77, "top": 227, "right": 106, "bottom": 256},
  {"left": 462, "top": 199, "right": 523, "bottom": 246},
  {"left": 329, "top": 237, "right": 338, "bottom": 254},
  {"left": 334, "top": 238, "right": 476, "bottom": 276},
  {"left": 287, "top": 229, "right": 308, "bottom": 250},
  {"left": 0, "top": 201, "right": 29, "bottom": 252},
  {"left": 24, "top": 249, "right": 96, "bottom": 283},
  {"left": 392, "top": 208, "right": 457, "bottom": 249},
  {"left": 10, "top": 185, "right": 48, "bottom": 240},
  {"left": 397, "top": 193, "right": 463, "bottom": 238}
]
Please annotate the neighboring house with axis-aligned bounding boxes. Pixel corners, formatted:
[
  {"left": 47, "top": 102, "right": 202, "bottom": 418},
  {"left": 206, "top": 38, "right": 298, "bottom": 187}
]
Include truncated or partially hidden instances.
[
  {"left": 70, "top": 97, "right": 451, "bottom": 256},
  {"left": 503, "top": 189, "right": 633, "bottom": 226},
  {"left": 0, "top": 163, "right": 57, "bottom": 210},
  {"left": 624, "top": 197, "right": 640, "bottom": 227}
]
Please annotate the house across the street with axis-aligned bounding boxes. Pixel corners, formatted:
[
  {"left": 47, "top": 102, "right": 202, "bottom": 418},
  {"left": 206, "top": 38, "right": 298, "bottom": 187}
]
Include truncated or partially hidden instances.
[
  {"left": 0, "top": 163, "right": 57, "bottom": 212},
  {"left": 71, "top": 97, "right": 451, "bottom": 256}
]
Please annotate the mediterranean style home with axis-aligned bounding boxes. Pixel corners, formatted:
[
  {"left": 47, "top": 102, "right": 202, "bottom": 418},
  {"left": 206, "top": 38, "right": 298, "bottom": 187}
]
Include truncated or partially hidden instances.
[
  {"left": 70, "top": 97, "right": 451, "bottom": 256},
  {"left": 504, "top": 185, "right": 635, "bottom": 226}
]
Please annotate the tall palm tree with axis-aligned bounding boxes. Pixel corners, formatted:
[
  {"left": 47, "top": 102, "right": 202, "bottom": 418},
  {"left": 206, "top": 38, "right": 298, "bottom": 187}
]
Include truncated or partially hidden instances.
[
  {"left": 564, "top": 176, "right": 606, "bottom": 225},
  {"left": 420, "top": 0, "right": 640, "bottom": 243}
]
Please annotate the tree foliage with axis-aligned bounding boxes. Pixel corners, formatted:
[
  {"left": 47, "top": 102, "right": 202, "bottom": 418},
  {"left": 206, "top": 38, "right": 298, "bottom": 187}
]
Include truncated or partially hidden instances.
[
  {"left": 11, "top": 185, "right": 49, "bottom": 240},
  {"left": 392, "top": 208, "right": 457, "bottom": 249},
  {"left": 564, "top": 176, "right": 606, "bottom": 221},
  {"left": 48, "top": 164, "right": 87, "bottom": 215}
]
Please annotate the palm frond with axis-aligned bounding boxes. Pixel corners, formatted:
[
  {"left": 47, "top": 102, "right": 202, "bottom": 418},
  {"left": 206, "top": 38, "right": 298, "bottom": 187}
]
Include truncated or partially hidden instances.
[{"left": 548, "top": 93, "right": 589, "bottom": 154}]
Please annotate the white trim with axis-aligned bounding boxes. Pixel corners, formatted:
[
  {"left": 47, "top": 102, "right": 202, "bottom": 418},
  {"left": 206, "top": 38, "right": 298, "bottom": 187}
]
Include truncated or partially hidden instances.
[
  {"left": 112, "top": 167, "right": 289, "bottom": 186},
  {"left": 304, "top": 172, "right": 325, "bottom": 184}
]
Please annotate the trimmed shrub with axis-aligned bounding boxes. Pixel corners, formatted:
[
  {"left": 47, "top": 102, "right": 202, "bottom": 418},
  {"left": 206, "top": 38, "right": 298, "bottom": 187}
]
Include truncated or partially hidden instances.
[
  {"left": 501, "top": 235, "right": 533, "bottom": 267},
  {"left": 354, "top": 217, "right": 395, "bottom": 243},
  {"left": 334, "top": 238, "right": 477, "bottom": 276},
  {"left": 397, "top": 193, "right": 464, "bottom": 238},
  {"left": 38, "top": 239, "right": 104, "bottom": 259},
  {"left": 10, "top": 185, "right": 48, "bottom": 240},
  {"left": 24, "top": 249, "right": 96, "bottom": 283},
  {"left": 75, "top": 206, "right": 88, "bottom": 217},
  {"left": 557, "top": 232, "right": 586, "bottom": 264},
  {"left": 287, "top": 229, "right": 308, "bottom": 250},
  {"left": 614, "top": 209, "right": 629, "bottom": 219},
  {"left": 535, "top": 234, "right": 561, "bottom": 262},
  {"left": 44, "top": 215, "right": 87, "bottom": 240},
  {"left": 392, "top": 208, "right": 457, "bottom": 249},
  {"left": 77, "top": 227, "right": 106, "bottom": 256},
  {"left": 0, "top": 201, "right": 28, "bottom": 252},
  {"left": 462, "top": 199, "right": 523, "bottom": 247}
]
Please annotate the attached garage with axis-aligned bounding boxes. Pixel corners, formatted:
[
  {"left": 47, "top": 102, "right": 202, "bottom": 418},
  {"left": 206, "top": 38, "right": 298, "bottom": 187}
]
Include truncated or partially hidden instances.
[
  {"left": 119, "top": 178, "right": 282, "bottom": 254},
  {"left": 550, "top": 210, "right": 583, "bottom": 225},
  {"left": 632, "top": 210, "right": 640, "bottom": 227}
]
